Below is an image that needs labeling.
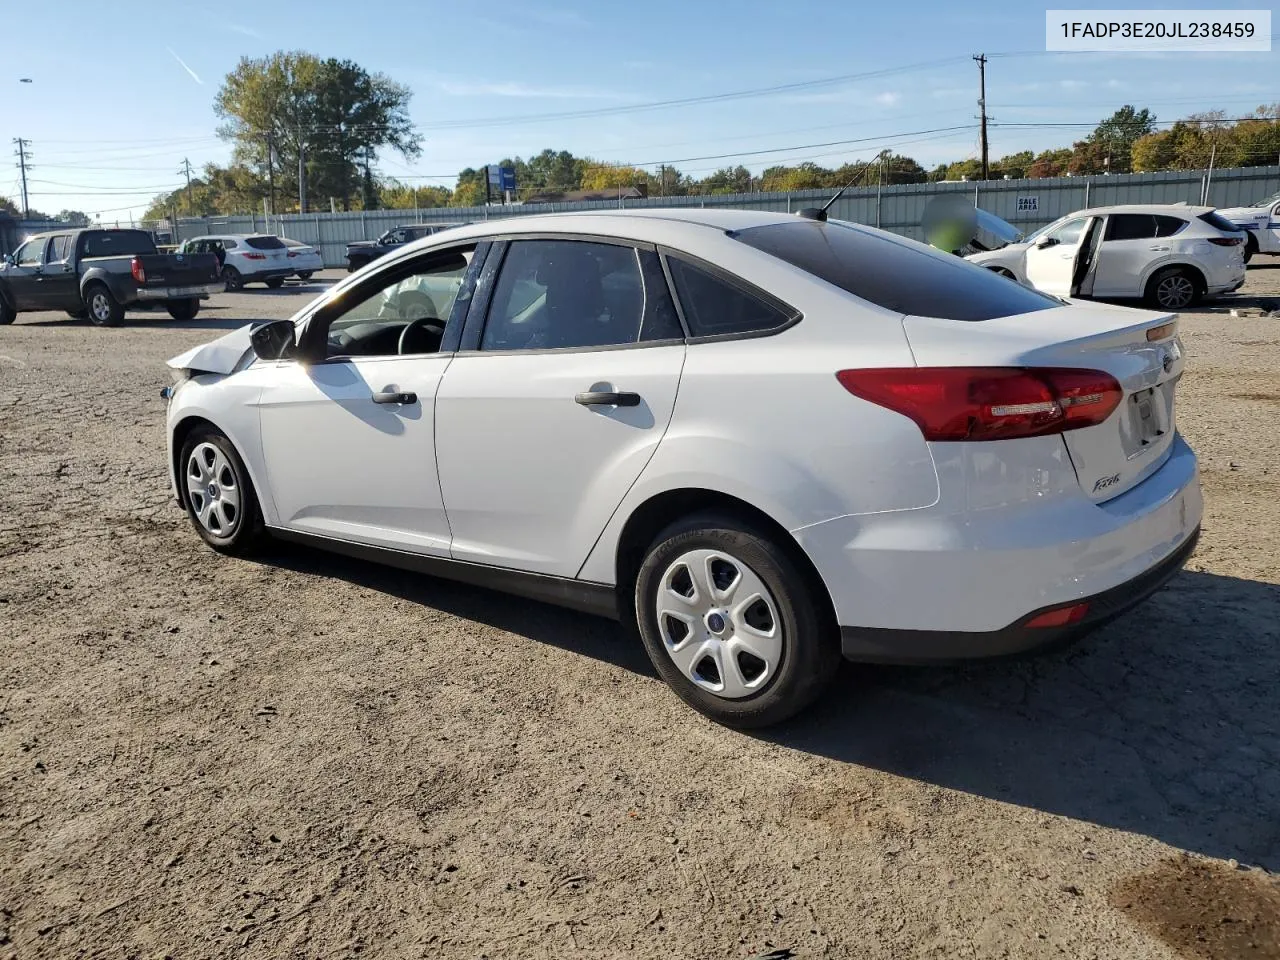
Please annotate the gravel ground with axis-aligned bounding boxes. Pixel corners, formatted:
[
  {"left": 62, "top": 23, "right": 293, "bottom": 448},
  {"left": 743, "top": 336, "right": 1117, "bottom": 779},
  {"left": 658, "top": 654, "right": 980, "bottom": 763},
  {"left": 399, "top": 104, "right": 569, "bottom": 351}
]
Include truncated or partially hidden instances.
[{"left": 2, "top": 265, "right": 1279, "bottom": 960}]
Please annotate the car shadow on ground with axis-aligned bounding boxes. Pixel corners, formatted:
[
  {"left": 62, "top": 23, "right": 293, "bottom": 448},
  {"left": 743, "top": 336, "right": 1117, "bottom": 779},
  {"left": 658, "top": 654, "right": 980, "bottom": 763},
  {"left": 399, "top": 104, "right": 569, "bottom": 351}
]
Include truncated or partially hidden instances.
[
  {"left": 250, "top": 544, "right": 1280, "bottom": 868},
  {"left": 763, "top": 568, "right": 1280, "bottom": 870},
  {"left": 17, "top": 314, "right": 253, "bottom": 331}
]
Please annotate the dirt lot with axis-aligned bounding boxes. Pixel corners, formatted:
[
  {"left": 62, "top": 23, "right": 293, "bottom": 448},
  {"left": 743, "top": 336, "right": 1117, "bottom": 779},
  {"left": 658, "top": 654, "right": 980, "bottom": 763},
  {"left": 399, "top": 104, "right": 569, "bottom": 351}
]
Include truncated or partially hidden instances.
[{"left": 2, "top": 265, "right": 1279, "bottom": 960}]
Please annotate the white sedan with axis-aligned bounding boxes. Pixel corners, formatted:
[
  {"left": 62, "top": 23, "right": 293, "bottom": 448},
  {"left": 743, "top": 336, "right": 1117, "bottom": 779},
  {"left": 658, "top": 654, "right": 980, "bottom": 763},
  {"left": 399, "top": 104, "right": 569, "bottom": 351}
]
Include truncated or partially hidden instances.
[
  {"left": 966, "top": 204, "right": 1246, "bottom": 310},
  {"left": 161, "top": 209, "right": 1202, "bottom": 727},
  {"left": 281, "top": 237, "right": 324, "bottom": 280}
]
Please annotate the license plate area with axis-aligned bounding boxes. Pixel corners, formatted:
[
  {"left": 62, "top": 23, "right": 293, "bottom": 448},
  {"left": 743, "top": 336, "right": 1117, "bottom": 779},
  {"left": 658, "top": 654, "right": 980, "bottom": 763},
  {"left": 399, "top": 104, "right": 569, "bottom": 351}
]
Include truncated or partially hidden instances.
[{"left": 1131, "top": 387, "right": 1165, "bottom": 445}]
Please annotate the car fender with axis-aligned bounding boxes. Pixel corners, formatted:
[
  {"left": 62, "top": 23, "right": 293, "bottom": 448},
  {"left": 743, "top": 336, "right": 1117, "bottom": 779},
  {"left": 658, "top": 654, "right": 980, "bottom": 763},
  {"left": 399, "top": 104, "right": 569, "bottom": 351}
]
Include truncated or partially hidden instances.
[
  {"left": 167, "top": 375, "right": 277, "bottom": 524},
  {"left": 79, "top": 265, "right": 131, "bottom": 303},
  {"left": 1136, "top": 256, "right": 1206, "bottom": 293}
]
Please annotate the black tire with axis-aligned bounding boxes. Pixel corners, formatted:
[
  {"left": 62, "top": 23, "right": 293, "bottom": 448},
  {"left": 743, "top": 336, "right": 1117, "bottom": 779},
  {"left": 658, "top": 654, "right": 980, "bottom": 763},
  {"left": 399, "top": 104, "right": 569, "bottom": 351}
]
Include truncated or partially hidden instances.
[
  {"left": 85, "top": 283, "right": 124, "bottom": 327},
  {"left": 1244, "top": 234, "right": 1258, "bottom": 264},
  {"left": 634, "top": 511, "right": 839, "bottom": 728},
  {"left": 178, "top": 427, "right": 265, "bottom": 555},
  {"left": 296, "top": 271, "right": 314, "bottom": 281},
  {"left": 66, "top": 308, "right": 87, "bottom": 320},
  {"left": 0, "top": 293, "right": 15, "bottom": 325},
  {"left": 167, "top": 299, "right": 199, "bottom": 321},
  {"left": 265, "top": 277, "right": 285, "bottom": 289},
  {"left": 221, "top": 266, "right": 243, "bottom": 291},
  {"left": 1145, "top": 266, "right": 1199, "bottom": 311}
]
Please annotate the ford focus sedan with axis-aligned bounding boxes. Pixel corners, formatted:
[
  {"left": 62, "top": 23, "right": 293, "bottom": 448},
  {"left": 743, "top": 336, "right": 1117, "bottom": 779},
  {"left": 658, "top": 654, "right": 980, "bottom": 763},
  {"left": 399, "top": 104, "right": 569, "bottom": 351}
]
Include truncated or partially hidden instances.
[{"left": 161, "top": 209, "right": 1202, "bottom": 728}]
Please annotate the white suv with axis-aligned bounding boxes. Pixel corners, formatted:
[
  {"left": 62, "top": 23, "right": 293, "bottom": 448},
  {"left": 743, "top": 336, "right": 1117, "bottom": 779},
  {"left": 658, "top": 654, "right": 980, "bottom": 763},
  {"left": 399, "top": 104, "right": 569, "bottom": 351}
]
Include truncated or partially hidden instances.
[
  {"left": 162, "top": 210, "right": 1201, "bottom": 727},
  {"left": 178, "top": 234, "right": 296, "bottom": 291},
  {"left": 967, "top": 204, "right": 1246, "bottom": 310}
]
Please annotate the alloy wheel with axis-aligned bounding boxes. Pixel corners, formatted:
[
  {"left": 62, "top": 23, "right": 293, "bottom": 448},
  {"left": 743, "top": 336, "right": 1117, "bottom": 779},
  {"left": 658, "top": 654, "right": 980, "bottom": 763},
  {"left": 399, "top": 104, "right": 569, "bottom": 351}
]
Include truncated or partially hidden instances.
[
  {"left": 1156, "top": 274, "right": 1195, "bottom": 309},
  {"left": 654, "top": 548, "right": 784, "bottom": 699},
  {"left": 90, "top": 292, "right": 112, "bottom": 324},
  {"left": 186, "top": 442, "right": 241, "bottom": 537}
]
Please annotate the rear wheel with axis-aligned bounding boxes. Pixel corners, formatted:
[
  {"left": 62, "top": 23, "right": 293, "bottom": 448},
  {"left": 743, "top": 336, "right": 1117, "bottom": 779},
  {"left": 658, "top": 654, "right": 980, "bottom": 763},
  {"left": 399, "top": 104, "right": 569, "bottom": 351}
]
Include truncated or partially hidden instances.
[
  {"left": 0, "top": 294, "right": 14, "bottom": 325},
  {"left": 265, "top": 277, "right": 285, "bottom": 289},
  {"left": 1146, "top": 266, "right": 1199, "bottom": 311},
  {"left": 221, "top": 266, "right": 243, "bottom": 291},
  {"left": 179, "top": 428, "right": 264, "bottom": 555},
  {"left": 296, "top": 271, "right": 314, "bottom": 280},
  {"left": 85, "top": 284, "right": 124, "bottom": 327},
  {"left": 167, "top": 298, "right": 199, "bottom": 321},
  {"left": 634, "top": 512, "right": 840, "bottom": 728}
]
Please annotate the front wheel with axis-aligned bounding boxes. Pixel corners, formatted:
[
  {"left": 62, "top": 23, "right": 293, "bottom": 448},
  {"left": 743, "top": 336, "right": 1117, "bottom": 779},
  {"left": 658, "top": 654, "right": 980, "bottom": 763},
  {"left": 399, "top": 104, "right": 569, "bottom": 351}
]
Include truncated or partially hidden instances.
[
  {"left": 85, "top": 284, "right": 124, "bottom": 326},
  {"left": 179, "top": 428, "right": 264, "bottom": 555},
  {"left": 1244, "top": 234, "right": 1258, "bottom": 264},
  {"left": 221, "top": 266, "right": 243, "bottom": 291},
  {"left": 634, "top": 512, "right": 839, "bottom": 728},
  {"left": 1146, "top": 266, "right": 1199, "bottom": 311},
  {"left": 265, "top": 277, "right": 285, "bottom": 289},
  {"left": 296, "top": 271, "right": 314, "bottom": 281},
  {"left": 167, "top": 299, "right": 199, "bottom": 321}
]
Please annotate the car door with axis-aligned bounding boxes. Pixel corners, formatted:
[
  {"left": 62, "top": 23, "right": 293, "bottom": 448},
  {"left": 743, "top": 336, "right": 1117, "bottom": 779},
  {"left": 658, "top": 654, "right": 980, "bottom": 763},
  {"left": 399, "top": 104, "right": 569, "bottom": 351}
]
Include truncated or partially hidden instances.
[
  {"left": 36, "top": 234, "right": 80, "bottom": 310},
  {"left": 1088, "top": 213, "right": 1164, "bottom": 297},
  {"left": 1023, "top": 216, "right": 1092, "bottom": 296},
  {"left": 434, "top": 236, "right": 687, "bottom": 577},
  {"left": 4, "top": 238, "right": 49, "bottom": 309},
  {"left": 254, "top": 243, "right": 481, "bottom": 554}
]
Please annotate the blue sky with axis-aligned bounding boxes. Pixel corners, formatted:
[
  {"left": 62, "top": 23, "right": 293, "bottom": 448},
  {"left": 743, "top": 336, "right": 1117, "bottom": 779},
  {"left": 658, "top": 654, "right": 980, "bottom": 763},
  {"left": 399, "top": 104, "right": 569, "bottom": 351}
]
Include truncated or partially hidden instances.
[{"left": 4, "top": 0, "right": 1275, "bottom": 220}]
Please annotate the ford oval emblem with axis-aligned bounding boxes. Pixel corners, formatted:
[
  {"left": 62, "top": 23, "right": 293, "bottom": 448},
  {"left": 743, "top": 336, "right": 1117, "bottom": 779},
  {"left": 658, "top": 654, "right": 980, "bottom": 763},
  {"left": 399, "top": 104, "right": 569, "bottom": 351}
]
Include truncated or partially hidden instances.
[{"left": 1161, "top": 349, "right": 1173, "bottom": 373}]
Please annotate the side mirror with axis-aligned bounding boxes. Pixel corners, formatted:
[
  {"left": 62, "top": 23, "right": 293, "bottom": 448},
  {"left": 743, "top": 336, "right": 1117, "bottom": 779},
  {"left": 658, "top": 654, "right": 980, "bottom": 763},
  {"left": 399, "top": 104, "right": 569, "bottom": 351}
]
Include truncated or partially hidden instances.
[
  {"left": 250, "top": 319, "right": 296, "bottom": 361},
  {"left": 1036, "top": 237, "right": 1059, "bottom": 249}
]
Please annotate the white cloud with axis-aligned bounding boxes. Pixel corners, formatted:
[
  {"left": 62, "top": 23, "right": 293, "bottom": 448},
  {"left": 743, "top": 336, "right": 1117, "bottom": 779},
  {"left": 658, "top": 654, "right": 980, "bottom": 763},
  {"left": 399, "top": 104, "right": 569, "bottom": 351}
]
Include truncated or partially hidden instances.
[
  {"left": 875, "top": 91, "right": 902, "bottom": 106},
  {"left": 166, "top": 48, "right": 203, "bottom": 86},
  {"left": 1059, "top": 79, "right": 1089, "bottom": 90},
  {"left": 436, "top": 80, "right": 621, "bottom": 100}
]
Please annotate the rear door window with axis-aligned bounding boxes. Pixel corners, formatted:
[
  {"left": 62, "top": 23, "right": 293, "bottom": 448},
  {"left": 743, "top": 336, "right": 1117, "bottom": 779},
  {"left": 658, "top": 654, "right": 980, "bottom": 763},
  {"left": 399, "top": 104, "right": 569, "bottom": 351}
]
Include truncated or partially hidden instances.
[
  {"left": 732, "top": 219, "right": 1058, "bottom": 321},
  {"left": 665, "top": 256, "right": 795, "bottom": 337},
  {"left": 47, "top": 235, "right": 71, "bottom": 263},
  {"left": 1154, "top": 216, "right": 1187, "bottom": 237},
  {"left": 1105, "top": 215, "right": 1158, "bottom": 241}
]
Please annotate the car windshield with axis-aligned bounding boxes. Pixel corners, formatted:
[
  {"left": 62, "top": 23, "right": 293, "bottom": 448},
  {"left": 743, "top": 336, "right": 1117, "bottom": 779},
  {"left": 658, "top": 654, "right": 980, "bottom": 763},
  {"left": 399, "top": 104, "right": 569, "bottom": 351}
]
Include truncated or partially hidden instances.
[
  {"left": 1249, "top": 190, "right": 1280, "bottom": 207},
  {"left": 1022, "top": 217, "right": 1069, "bottom": 244}
]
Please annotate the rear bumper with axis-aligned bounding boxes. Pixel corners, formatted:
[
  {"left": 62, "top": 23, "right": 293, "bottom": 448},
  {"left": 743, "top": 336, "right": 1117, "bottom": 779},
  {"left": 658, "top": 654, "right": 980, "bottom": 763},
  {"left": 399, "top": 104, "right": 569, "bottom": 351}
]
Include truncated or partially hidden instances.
[
  {"left": 240, "top": 268, "right": 295, "bottom": 282},
  {"left": 839, "top": 525, "right": 1199, "bottom": 662},
  {"left": 135, "top": 282, "right": 222, "bottom": 301}
]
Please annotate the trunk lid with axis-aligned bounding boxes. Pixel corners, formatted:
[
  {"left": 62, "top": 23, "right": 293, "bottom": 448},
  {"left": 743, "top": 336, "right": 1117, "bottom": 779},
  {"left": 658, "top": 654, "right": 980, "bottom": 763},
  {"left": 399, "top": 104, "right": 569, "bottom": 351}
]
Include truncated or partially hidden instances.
[
  {"left": 136, "top": 252, "right": 219, "bottom": 287},
  {"left": 903, "top": 303, "right": 1183, "bottom": 502}
]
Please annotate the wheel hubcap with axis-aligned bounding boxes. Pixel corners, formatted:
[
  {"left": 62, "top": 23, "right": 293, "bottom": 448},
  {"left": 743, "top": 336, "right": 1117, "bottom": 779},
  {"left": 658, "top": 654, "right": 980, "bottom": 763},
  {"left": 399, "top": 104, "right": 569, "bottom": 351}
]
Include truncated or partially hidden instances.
[
  {"left": 655, "top": 548, "right": 783, "bottom": 699},
  {"left": 186, "top": 442, "right": 240, "bottom": 537},
  {"left": 1157, "top": 275, "right": 1193, "bottom": 308},
  {"left": 91, "top": 294, "right": 109, "bottom": 321}
]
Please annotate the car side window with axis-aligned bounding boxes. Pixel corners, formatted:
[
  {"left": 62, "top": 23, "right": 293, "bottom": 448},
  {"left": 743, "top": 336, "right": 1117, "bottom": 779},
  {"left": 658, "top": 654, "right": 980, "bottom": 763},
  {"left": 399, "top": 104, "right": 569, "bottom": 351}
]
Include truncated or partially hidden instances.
[
  {"left": 1046, "top": 218, "right": 1088, "bottom": 245},
  {"left": 321, "top": 248, "right": 474, "bottom": 360},
  {"left": 15, "top": 239, "right": 45, "bottom": 266},
  {"left": 480, "top": 239, "right": 656, "bottom": 351},
  {"left": 1106, "top": 214, "right": 1158, "bottom": 242},
  {"left": 47, "top": 236, "right": 70, "bottom": 263},
  {"left": 1154, "top": 216, "right": 1186, "bottom": 238},
  {"left": 665, "top": 256, "right": 793, "bottom": 338},
  {"left": 223, "top": 239, "right": 238, "bottom": 250}
]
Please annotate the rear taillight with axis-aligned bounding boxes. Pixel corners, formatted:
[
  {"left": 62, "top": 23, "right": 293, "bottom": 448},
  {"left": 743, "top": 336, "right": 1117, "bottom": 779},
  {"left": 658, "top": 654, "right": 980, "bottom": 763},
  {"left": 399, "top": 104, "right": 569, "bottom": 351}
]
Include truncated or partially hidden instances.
[
  {"left": 287, "top": 251, "right": 298, "bottom": 258},
  {"left": 1208, "top": 236, "right": 1243, "bottom": 246},
  {"left": 130, "top": 257, "right": 145, "bottom": 283},
  {"left": 244, "top": 252, "right": 266, "bottom": 260},
  {"left": 836, "top": 367, "right": 1124, "bottom": 442},
  {"left": 1024, "top": 602, "right": 1090, "bottom": 629}
]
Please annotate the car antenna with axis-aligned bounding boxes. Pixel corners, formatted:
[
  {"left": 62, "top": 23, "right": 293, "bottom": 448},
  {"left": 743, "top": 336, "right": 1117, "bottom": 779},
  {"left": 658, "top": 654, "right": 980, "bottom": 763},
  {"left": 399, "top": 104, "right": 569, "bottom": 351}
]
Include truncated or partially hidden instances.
[{"left": 796, "top": 162, "right": 874, "bottom": 222}]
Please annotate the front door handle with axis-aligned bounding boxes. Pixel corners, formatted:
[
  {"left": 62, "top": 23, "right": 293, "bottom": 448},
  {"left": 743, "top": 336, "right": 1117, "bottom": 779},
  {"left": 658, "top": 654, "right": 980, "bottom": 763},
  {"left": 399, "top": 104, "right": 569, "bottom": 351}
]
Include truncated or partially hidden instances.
[
  {"left": 372, "top": 390, "right": 417, "bottom": 405},
  {"left": 575, "top": 390, "right": 641, "bottom": 407}
]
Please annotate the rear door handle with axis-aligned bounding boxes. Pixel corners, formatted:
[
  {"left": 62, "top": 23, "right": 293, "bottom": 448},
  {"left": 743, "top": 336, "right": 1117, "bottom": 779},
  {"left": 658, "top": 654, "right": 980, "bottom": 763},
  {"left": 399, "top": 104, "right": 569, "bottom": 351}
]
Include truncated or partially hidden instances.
[
  {"left": 372, "top": 390, "right": 417, "bottom": 405},
  {"left": 575, "top": 391, "right": 641, "bottom": 407}
]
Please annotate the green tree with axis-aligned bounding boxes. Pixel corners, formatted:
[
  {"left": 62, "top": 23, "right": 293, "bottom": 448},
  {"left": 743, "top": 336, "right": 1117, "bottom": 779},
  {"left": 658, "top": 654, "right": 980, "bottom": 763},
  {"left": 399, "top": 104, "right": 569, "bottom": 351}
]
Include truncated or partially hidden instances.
[
  {"left": 1085, "top": 105, "right": 1157, "bottom": 173},
  {"left": 698, "top": 165, "right": 752, "bottom": 194},
  {"left": 0, "top": 196, "right": 19, "bottom": 216},
  {"left": 994, "top": 151, "right": 1034, "bottom": 179}
]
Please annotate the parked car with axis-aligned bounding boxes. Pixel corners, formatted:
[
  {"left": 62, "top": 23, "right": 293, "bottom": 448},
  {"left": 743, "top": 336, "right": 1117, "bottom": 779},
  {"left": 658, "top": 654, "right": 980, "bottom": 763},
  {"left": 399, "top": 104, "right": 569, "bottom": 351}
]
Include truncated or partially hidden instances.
[
  {"left": 177, "top": 234, "right": 295, "bottom": 291},
  {"left": 1216, "top": 190, "right": 1280, "bottom": 262},
  {"left": 161, "top": 209, "right": 1201, "bottom": 728},
  {"left": 281, "top": 237, "right": 323, "bottom": 280},
  {"left": 345, "top": 223, "right": 464, "bottom": 272},
  {"left": 0, "top": 227, "right": 221, "bottom": 327},
  {"left": 966, "top": 204, "right": 1246, "bottom": 310}
]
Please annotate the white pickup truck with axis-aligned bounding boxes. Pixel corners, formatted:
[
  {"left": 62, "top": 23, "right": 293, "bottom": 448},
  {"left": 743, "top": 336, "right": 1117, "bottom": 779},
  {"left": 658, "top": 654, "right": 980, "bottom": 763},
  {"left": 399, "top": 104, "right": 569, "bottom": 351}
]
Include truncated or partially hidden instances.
[{"left": 1217, "top": 190, "right": 1280, "bottom": 262}]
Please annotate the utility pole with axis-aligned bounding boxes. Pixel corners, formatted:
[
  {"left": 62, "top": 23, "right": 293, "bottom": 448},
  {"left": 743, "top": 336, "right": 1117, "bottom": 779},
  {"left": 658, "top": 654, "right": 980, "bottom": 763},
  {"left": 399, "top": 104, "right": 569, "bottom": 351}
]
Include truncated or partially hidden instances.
[
  {"left": 13, "top": 138, "right": 31, "bottom": 217},
  {"left": 974, "top": 53, "right": 989, "bottom": 181},
  {"left": 266, "top": 131, "right": 276, "bottom": 215},
  {"left": 179, "top": 157, "right": 193, "bottom": 216},
  {"left": 659, "top": 164, "right": 666, "bottom": 197},
  {"left": 298, "top": 130, "right": 307, "bottom": 214}
]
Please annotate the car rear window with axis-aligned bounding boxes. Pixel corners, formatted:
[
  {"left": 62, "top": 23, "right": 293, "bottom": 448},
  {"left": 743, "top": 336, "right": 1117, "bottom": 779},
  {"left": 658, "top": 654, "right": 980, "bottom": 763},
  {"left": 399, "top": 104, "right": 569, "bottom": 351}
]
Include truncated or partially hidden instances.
[
  {"left": 1199, "top": 211, "right": 1244, "bottom": 233},
  {"left": 245, "top": 235, "right": 286, "bottom": 250},
  {"left": 731, "top": 220, "right": 1059, "bottom": 321},
  {"left": 81, "top": 230, "right": 157, "bottom": 258},
  {"left": 1154, "top": 215, "right": 1187, "bottom": 237}
]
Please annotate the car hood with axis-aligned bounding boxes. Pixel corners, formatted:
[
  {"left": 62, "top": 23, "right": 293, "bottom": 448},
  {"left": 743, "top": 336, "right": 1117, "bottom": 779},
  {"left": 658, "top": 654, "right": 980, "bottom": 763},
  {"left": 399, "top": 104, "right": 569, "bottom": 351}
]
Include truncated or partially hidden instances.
[
  {"left": 346, "top": 240, "right": 377, "bottom": 251},
  {"left": 166, "top": 323, "right": 257, "bottom": 375},
  {"left": 1217, "top": 205, "right": 1268, "bottom": 223},
  {"left": 966, "top": 241, "right": 1029, "bottom": 264}
]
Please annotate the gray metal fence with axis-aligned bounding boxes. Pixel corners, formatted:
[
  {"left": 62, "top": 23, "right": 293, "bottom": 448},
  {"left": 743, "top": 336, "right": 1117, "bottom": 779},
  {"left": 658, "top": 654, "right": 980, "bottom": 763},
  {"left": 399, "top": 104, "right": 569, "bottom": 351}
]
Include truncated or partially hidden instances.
[{"left": 133, "top": 164, "right": 1280, "bottom": 268}]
